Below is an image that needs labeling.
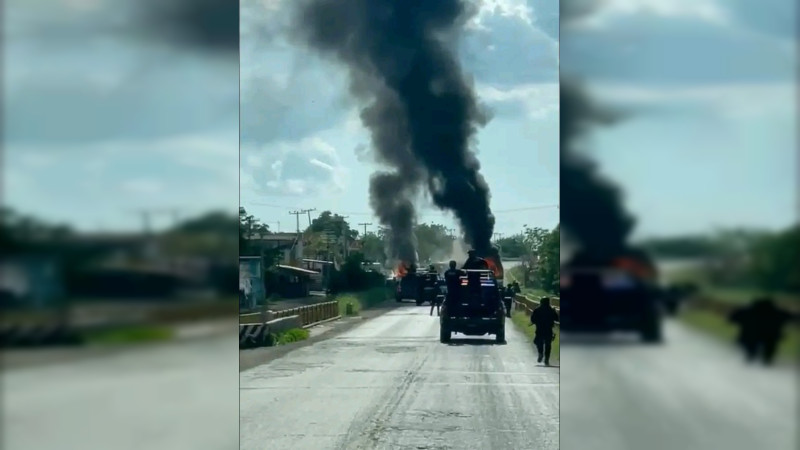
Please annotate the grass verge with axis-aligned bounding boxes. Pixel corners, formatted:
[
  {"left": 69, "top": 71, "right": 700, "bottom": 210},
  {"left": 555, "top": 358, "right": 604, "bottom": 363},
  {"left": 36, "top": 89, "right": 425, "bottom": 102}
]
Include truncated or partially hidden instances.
[
  {"left": 272, "top": 328, "right": 310, "bottom": 346},
  {"left": 680, "top": 308, "right": 799, "bottom": 362},
  {"left": 510, "top": 311, "right": 560, "bottom": 362},
  {"left": 334, "top": 287, "right": 390, "bottom": 317},
  {"left": 81, "top": 326, "right": 175, "bottom": 345}
]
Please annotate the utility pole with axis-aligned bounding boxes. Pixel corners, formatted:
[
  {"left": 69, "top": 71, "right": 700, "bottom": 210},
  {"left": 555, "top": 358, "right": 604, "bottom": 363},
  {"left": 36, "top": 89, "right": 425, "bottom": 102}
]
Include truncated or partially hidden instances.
[
  {"left": 358, "top": 222, "right": 372, "bottom": 236},
  {"left": 305, "top": 208, "right": 317, "bottom": 227},
  {"left": 289, "top": 210, "right": 304, "bottom": 233}
]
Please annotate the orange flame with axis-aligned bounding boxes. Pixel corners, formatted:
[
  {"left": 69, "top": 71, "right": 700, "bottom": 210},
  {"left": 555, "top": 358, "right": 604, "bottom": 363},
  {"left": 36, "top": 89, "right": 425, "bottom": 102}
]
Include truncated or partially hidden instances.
[
  {"left": 612, "top": 257, "right": 655, "bottom": 280},
  {"left": 484, "top": 257, "right": 503, "bottom": 279},
  {"left": 396, "top": 262, "right": 408, "bottom": 278}
]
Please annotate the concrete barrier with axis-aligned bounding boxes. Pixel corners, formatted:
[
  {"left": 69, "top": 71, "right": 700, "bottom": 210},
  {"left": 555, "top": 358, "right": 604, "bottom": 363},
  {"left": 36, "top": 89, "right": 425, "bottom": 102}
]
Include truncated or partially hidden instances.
[{"left": 239, "top": 315, "right": 308, "bottom": 349}]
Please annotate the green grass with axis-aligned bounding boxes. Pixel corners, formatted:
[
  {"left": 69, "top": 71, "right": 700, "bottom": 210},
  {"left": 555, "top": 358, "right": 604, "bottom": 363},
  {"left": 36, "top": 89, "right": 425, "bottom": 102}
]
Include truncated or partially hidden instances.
[
  {"left": 273, "top": 328, "right": 310, "bottom": 345},
  {"left": 82, "top": 326, "right": 175, "bottom": 344},
  {"left": 679, "top": 308, "right": 799, "bottom": 362},
  {"left": 334, "top": 287, "right": 390, "bottom": 316},
  {"left": 510, "top": 310, "right": 560, "bottom": 362}
]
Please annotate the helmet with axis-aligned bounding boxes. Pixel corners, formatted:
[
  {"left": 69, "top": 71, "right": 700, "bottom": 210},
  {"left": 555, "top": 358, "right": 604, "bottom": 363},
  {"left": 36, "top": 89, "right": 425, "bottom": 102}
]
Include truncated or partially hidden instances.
[{"left": 467, "top": 249, "right": 477, "bottom": 256}]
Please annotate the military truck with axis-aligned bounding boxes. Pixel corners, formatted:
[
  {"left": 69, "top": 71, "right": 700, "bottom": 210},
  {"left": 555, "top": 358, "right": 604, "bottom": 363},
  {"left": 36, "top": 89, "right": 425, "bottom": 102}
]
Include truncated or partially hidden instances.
[
  {"left": 559, "top": 248, "right": 663, "bottom": 343},
  {"left": 439, "top": 269, "right": 506, "bottom": 343},
  {"left": 395, "top": 269, "right": 422, "bottom": 303}
]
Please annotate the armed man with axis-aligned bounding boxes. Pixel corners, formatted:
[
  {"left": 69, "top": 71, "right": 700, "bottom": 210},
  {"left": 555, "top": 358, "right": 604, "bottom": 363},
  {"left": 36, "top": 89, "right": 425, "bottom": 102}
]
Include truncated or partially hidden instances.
[
  {"left": 729, "top": 296, "right": 794, "bottom": 366},
  {"left": 503, "top": 284, "right": 515, "bottom": 318},
  {"left": 442, "top": 260, "right": 464, "bottom": 311},
  {"left": 462, "top": 249, "right": 489, "bottom": 270},
  {"left": 530, "top": 297, "right": 559, "bottom": 366}
]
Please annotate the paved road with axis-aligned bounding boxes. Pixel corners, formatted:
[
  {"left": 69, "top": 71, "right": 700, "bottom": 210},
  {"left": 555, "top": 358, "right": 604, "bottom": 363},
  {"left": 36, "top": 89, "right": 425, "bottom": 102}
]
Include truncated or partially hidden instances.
[
  {"left": 560, "top": 321, "right": 797, "bottom": 450},
  {"left": 240, "top": 306, "right": 559, "bottom": 450},
  {"left": 2, "top": 333, "right": 240, "bottom": 450}
]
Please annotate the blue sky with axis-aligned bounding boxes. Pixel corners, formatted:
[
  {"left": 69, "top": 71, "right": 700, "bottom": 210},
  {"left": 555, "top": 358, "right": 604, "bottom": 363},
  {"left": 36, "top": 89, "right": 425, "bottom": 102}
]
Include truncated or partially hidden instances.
[
  {"left": 561, "top": 0, "right": 797, "bottom": 238},
  {"left": 4, "top": 0, "right": 795, "bottom": 238},
  {"left": 240, "top": 0, "right": 561, "bottom": 238},
  {"left": 3, "top": 0, "right": 239, "bottom": 232}
]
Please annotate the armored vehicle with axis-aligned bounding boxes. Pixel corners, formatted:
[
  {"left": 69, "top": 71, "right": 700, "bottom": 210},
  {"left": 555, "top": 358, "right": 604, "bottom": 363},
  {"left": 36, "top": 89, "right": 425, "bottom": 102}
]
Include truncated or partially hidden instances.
[{"left": 440, "top": 269, "right": 506, "bottom": 343}]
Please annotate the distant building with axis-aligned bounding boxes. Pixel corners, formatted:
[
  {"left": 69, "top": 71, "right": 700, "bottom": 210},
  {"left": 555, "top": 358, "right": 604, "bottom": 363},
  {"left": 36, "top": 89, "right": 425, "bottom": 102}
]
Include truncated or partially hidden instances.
[{"left": 247, "top": 232, "right": 304, "bottom": 265}]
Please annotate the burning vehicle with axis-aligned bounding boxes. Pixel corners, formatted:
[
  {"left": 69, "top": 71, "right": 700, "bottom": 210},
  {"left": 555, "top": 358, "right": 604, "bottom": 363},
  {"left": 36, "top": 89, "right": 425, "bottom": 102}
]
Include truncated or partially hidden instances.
[
  {"left": 393, "top": 262, "right": 442, "bottom": 306},
  {"left": 559, "top": 247, "right": 664, "bottom": 343}
]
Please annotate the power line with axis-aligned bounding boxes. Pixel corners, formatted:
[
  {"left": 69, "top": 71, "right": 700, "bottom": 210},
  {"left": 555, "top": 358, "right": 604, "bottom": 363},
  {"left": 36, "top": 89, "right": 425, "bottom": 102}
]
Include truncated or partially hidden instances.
[
  {"left": 358, "top": 222, "right": 372, "bottom": 236},
  {"left": 249, "top": 202, "right": 558, "bottom": 216}
]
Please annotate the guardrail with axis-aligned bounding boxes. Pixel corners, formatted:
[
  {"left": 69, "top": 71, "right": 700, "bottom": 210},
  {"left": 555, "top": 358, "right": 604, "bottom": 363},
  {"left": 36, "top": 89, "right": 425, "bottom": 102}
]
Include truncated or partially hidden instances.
[
  {"left": 512, "top": 294, "right": 560, "bottom": 315},
  {"left": 239, "top": 301, "right": 340, "bottom": 328}
]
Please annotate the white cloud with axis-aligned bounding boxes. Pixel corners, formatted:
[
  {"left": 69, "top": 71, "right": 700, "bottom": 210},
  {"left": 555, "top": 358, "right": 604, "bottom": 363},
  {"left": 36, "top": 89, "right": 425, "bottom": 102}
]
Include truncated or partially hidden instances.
[
  {"left": 477, "top": 82, "right": 560, "bottom": 119},
  {"left": 588, "top": 81, "right": 797, "bottom": 119},
  {"left": 569, "top": 0, "right": 731, "bottom": 29},
  {"left": 470, "top": 0, "right": 534, "bottom": 29},
  {"left": 240, "top": 136, "right": 349, "bottom": 197}
]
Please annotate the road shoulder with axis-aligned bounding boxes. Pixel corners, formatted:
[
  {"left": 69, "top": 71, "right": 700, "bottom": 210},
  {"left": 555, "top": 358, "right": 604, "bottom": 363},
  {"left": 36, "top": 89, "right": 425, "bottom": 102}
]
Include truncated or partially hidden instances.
[{"left": 239, "top": 301, "right": 401, "bottom": 372}]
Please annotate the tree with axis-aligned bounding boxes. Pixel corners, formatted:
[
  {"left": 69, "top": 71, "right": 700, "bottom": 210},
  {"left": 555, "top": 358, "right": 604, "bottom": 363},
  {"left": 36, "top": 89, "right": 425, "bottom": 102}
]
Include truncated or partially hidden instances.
[
  {"left": 533, "top": 225, "right": 560, "bottom": 294},
  {"left": 360, "top": 232, "right": 385, "bottom": 264},
  {"left": 306, "top": 211, "right": 357, "bottom": 241},
  {"left": 494, "top": 233, "right": 526, "bottom": 258},
  {"left": 748, "top": 225, "right": 800, "bottom": 294},
  {"left": 414, "top": 223, "right": 452, "bottom": 262}
]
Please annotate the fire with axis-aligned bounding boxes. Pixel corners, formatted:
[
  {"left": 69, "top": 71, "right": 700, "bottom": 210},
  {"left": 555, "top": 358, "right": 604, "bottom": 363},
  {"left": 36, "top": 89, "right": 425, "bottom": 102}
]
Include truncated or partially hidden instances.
[
  {"left": 612, "top": 257, "right": 655, "bottom": 280},
  {"left": 484, "top": 257, "right": 503, "bottom": 279},
  {"left": 396, "top": 262, "right": 408, "bottom": 278}
]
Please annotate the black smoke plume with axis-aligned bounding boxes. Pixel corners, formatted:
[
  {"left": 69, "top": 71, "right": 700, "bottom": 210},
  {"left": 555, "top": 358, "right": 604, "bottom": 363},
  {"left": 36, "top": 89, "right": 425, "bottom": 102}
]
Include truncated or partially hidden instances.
[
  {"left": 292, "top": 0, "right": 495, "bottom": 263},
  {"left": 560, "top": 78, "right": 636, "bottom": 257},
  {"left": 137, "top": 0, "right": 239, "bottom": 53}
]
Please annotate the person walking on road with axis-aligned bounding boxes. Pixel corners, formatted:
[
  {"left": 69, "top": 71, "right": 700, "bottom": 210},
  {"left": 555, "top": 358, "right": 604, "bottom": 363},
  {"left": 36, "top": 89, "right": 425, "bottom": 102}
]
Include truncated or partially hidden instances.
[
  {"left": 729, "top": 296, "right": 794, "bottom": 365},
  {"left": 530, "top": 297, "right": 559, "bottom": 365}
]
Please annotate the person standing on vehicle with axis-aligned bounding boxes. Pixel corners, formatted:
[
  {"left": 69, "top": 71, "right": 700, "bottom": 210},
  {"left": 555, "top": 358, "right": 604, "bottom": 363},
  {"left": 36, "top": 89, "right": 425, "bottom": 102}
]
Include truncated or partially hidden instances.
[
  {"left": 443, "top": 261, "right": 464, "bottom": 308},
  {"left": 462, "top": 250, "right": 489, "bottom": 270},
  {"left": 530, "top": 297, "right": 559, "bottom": 365}
]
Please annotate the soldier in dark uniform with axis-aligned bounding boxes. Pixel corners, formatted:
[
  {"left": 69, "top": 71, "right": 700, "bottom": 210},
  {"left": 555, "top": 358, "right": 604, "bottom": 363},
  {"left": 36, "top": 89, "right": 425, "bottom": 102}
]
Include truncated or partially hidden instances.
[
  {"left": 503, "top": 285, "right": 515, "bottom": 317},
  {"left": 729, "top": 296, "right": 794, "bottom": 365},
  {"left": 462, "top": 249, "right": 489, "bottom": 270},
  {"left": 530, "top": 297, "right": 559, "bottom": 365},
  {"left": 443, "top": 260, "right": 464, "bottom": 308}
]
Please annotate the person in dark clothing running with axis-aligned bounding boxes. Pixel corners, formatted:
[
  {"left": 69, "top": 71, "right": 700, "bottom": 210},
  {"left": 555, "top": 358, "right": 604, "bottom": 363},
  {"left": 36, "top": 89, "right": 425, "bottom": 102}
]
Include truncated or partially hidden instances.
[
  {"left": 462, "top": 250, "right": 489, "bottom": 270},
  {"left": 729, "top": 297, "right": 794, "bottom": 365},
  {"left": 530, "top": 297, "right": 559, "bottom": 365}
]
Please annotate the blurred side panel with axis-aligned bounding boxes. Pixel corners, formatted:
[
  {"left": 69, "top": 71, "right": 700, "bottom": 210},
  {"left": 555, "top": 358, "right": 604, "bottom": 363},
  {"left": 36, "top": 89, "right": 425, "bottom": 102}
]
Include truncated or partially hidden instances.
[
  {"left": 1, "top": 0, "right": 240, "bottom": 449},
  {"left": 559, "top": 0, "right": 798, "bottom": 449}
]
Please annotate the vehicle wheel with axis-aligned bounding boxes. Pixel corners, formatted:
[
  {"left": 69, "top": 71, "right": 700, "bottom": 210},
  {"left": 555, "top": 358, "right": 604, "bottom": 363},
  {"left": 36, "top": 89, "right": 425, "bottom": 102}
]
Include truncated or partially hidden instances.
[
  {"left": 496, "top": 327, "right": 506, "bottom": 343},
  {"left": 440, "top": 327, "right": 451, "bottom": 343}
]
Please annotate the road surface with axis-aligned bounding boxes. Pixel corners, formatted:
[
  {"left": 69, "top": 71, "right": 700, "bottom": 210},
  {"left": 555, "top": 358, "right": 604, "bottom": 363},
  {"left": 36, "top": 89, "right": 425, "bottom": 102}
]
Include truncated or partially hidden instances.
[
  {"left": 560, "top": 320, "right": 797, "bottom": 450},
  {"left": 2, "top": 333, "right": 240, "bottom": 450},
  {"left": 240, "top": 306, "right": 559, "bottom": 450}
]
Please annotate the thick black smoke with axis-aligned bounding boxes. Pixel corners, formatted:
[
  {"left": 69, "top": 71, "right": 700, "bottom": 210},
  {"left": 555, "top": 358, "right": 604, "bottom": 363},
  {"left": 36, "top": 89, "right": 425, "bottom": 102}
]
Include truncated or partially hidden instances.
[
  {"left": 137, "top": 0, "right": 239, "bottom": 53},
  {"left": 560, "top": 79, "right": 636, "bottom": 257},
  {"left": 293, "top": 0, "right": 495, "bottom": 263}
]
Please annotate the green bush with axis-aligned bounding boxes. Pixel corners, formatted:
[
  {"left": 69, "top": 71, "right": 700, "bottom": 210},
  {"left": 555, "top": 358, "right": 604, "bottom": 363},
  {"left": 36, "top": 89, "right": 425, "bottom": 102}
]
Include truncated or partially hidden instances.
[
  {"left": 273, "top": 328, "right": 310, "bottom": 345},
  {"left": 335, "top": 287, "right": 389, "bottom": 316}
]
